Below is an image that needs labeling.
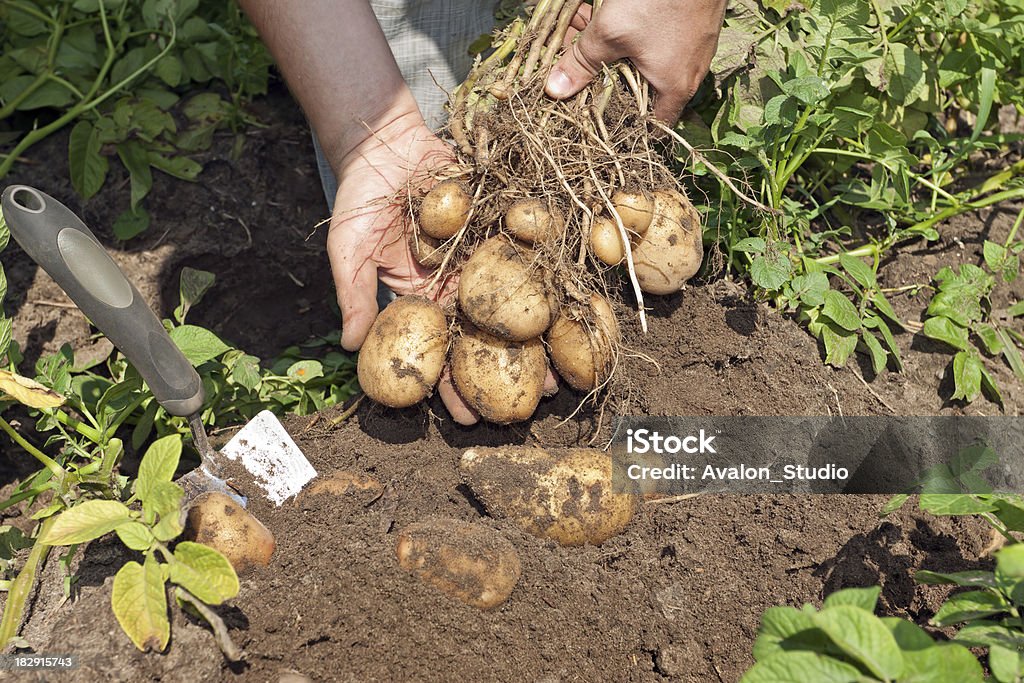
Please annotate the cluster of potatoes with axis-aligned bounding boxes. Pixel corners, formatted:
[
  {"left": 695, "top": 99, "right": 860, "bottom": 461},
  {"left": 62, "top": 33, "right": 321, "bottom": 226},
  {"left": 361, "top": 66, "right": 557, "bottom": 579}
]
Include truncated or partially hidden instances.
[{"left": 357, "top": 181, "right": 703, "bottom": 424}]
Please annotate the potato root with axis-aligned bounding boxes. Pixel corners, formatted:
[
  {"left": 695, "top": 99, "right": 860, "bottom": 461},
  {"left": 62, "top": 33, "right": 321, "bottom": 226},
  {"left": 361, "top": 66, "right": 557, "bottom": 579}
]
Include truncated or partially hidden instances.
[
  {"left": 458, "top": 236, "right": 555, "bottom": 341},
  {"left": 184, "top": 492, "right": 275, "bottom": 573},
  {"left": 357, "top": 296, "right": 449, "bottom": 408},
  {"left": 632, "top": 190, "right": 704, "bottom": 295},
  {"left": 450, "top": 324, "right": 548, "bottom": 424},
  {"left": 418, "top": 180, "right": 471, "bottom": 239},
  {"left": 459, "top": 447, "right": 638, "bottom": 546},
  {"left": 505, "top": 198, "right": 565, "bottom": 244},
  {"left": 546, "top": 293, "right": 620, "bottom": 392},
  {"left": 395, "top": 518, "right": 521, "bottom": 609}
]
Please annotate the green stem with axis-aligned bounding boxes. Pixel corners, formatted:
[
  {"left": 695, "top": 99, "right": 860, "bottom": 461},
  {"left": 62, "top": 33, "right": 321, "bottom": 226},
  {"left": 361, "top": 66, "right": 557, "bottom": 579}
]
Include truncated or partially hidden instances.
[
  {"left": 0, "top": 416, "right": 65, "bottom": 479},
  {"left": 53, "top": 410, "right": 103, "bottom": 444},
  {"left": 0, "top": 516, "right": 56, "bottom": 649},
  {"left": 0, "top": 483, "right": 53, "bottom": 513},
  {"left": 1005, "top": 205, "right": 1023, "bottom": 248},
  {"left": 981, "top": 512, "right": 1016, "bottom": 543},
  {"left": 815, "top": 243, "right": 880, "bottom": 266}
]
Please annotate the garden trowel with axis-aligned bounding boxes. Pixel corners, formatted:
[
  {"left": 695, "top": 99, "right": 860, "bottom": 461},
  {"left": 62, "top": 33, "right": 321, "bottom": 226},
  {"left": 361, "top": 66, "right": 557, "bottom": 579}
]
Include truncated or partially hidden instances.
[{"left": 1, "top": 185, "right": 316, "bottom": 506}]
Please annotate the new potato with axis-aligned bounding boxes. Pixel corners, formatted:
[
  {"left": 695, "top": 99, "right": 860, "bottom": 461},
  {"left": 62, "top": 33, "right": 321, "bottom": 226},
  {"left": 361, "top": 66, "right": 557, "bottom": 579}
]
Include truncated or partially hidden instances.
[
  {"left": 631, "top": 190, "right": 703, "bottom": 294},
  {"left": 184, "top": 492, "right": 275, "bottom": 573},
  {"left": 451, "top": 324, "right": 547, "bottom": 424},
  {"left": 418, "top": 180, "right": 471, "bottom": 239},
  {"left": 395, "top": 518, "right": 521, "bottom": 609},
  {"left": 458, "top": 236, "right": 555, "bottom": 341},
  {"left": 357, "top": 296, "right": 449, "bottom": 408},
  {"left": 546, "top": 293, "right": 619, "bottom": 392},
  {"left": 505, "top": 198, "right": 565, "bottom": 244},
  {"left": 459, "top": 447, "right": 638, "bottom": 546}
]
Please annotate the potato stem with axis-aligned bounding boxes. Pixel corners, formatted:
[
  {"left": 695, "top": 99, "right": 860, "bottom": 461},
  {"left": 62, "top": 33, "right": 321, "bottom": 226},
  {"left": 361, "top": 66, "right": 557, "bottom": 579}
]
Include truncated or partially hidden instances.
[
  {"left": 520, "top": 0, "right": 565, "bottom": 83},
  {"left": 541, "top": 0, "right": 584, "bottom": 74}
]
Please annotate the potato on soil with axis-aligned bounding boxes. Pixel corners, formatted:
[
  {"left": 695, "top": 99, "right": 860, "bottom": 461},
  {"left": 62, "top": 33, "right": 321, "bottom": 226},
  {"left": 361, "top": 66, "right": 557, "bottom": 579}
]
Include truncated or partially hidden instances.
[
  {"left": 546, "top": 293, "right": 620, "bottom": 392},
  {"left": 304, "top": 470, "right": 383, "bottom": 498},
  {"left": 458, "top": 236, "right": 555, "bottom": 341},
  {"left": 631, "top": 190, "right": 704, "bottom": 295},
  {"left": 611, "top": 189, "right": 653, "bottom": 237},
  {"left": 418, "top": 180, "right": 471, "bottom": 239},
  {"left": 459, "top": 447, "right": 638, "bottom": 546},
  {"left": 451, "top": 324, "right": 547, "bottom": 424},
  {"left": 395, "top": 518, "right": 521, "bottom": 609},
  {"left": 589, "top": 215, "right": 625, "bottom": 266},
  {"left": 184, "top": 492, "right": 275, "bottom": 573},
  {"left": 409, "top": 230, "right": 445, "bottom": 269},
  {"left": 357, "top": 296, "right": 449, "bottom": 408},
  {"left": 505, "top": 198, "right": 565, "bottom": 244}
]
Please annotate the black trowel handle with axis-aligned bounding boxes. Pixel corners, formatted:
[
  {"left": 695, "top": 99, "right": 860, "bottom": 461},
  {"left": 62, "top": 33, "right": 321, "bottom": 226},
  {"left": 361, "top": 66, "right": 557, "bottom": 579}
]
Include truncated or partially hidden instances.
[{"left": 1, "top": 185, "right": 204, "bottom": 416}]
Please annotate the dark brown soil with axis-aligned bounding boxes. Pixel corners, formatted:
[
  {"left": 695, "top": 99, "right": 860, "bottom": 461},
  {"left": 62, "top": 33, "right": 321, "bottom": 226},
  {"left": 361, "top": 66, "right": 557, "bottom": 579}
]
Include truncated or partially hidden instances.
[{"left": 1, "top": 82, "right": 1021, "bottom": 683}]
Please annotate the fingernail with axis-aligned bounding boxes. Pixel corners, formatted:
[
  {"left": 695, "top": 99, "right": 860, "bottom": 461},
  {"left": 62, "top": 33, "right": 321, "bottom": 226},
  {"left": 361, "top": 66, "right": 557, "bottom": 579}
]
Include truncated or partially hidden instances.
[{"left": 546, "top": 69, "right": 573, "bottom": 98}]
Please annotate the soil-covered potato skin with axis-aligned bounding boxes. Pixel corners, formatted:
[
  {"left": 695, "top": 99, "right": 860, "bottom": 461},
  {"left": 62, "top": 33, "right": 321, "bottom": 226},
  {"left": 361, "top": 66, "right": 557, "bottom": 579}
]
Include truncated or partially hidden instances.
[
  {"left": 546, "top": 293, "right": 620, "bottom": 392},
  {"left": 632, "top": 190, "right": 704, "bottom": 295},
  {"left": 395, "top": 518, "right": 522, "bottom": 609},
  {"left": 184, "top": 492, "right": 275, "bottom": 573},
  {"left": 460, "top": 447, "right": 638, "bottom": 546},
  {"left": 450, "top": 324, "right": 547, "bottom": 424},
  {"left": 418, "top": 180, "right": 472, "bottom": 240},
  {"left": 504, "top": 198, "right": 565, "bottom": 244},
  {"left": 457, "top": 236, "right": 554, "bottom": 341},
  {"left": 357, "top": 296, "right": 449, "bottom": 408}
]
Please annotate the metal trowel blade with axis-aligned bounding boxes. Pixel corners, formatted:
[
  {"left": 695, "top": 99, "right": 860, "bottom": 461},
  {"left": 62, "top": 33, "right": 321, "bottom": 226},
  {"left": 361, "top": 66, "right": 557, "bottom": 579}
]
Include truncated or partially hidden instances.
[{"left": 218, "top": 410, "right": 317, "bottom": 506}]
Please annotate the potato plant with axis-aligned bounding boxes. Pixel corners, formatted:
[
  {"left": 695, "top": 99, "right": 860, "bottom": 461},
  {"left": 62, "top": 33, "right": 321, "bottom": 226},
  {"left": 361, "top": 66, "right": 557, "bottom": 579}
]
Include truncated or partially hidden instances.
[{"left": 359, "top": 0, "right": 708, "bottom": 422}]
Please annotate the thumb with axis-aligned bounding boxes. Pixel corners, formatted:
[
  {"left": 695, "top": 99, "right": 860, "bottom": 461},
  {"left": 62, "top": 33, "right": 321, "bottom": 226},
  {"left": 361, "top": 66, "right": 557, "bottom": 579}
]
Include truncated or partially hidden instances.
[
  {"left": 335, "top": 256, "right": 381, "bottom": 352},
  {"left": 545, "top": 27, "right": 625, "bottom": 101}
]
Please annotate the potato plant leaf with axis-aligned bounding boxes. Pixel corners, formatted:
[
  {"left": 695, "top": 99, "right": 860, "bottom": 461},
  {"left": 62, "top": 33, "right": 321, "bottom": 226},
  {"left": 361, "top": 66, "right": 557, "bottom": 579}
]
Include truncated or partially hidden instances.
[
  {"left": 39, "top": 500, "right": 132, "bottom": 545},
  {"left": 740, "top": 651, "right": 862, "bottom": 683},
  {"left": 136, "top": 434, "right": 182, "bottom": 503},
  {"left": 68, "top": 120, "right": 109, "bottom": 200},
  {"left": 822, "top": 586, "right": 880, "bottom": 612},
  {"left": 811, "top": 606, "right": 904, "bottom": 680},
  {"left": 951, "top": 351, "right": 983, "bottom": 402},
  {"left": 169, "top": 324, "right": 230, "bottom": 366},
  {"left": 169, "top": 541, "right": 239, "bottom": 605},
  {"left": 111, "top": 554, "right": 169, "bottom": 652},
  {"left": 0, "top": 369, "right": 65, "bottom": 409},
  {"left": 114, "top": 521, "right": 154, "bottom": 551},
  {"left": 932, "top": 591, "right": 1008, "bottom": 627}
]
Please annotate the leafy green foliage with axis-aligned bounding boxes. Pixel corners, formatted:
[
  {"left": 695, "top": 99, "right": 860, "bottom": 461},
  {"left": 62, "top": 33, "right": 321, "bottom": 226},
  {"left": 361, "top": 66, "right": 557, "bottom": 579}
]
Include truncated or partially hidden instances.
[
  {"left": 0, "top": 0, "right": 272, "bottom": 237},
  {"left": 920, "top": 216, "right": 1024, "bottom": 404},
  {"left": 685, "top": 0, "right": 1024, "bottom": 376},
  {"left": 741, "top": 586, "right": 984, "bottom": 682},
  {"left": 40, "top": 435, "right": 238, "bottom": 652}
]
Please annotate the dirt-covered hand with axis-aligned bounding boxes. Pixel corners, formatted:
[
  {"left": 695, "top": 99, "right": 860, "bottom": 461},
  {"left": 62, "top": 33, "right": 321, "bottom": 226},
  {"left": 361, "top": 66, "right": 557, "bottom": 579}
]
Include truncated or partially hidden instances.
[
  {"left": 328, "top": 113, "right": 479, "bottom": 425},
  {"left": 544, "top": 0, "right": 727, "bottom": 123}
]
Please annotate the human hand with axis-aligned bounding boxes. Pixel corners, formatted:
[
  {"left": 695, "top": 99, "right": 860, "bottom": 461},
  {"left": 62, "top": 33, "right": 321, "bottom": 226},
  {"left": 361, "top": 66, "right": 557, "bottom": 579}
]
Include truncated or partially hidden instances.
[
  {"left": 544, "top": 0, "right": 727, "bottom": 123},
  {"left": 328, "top": 111, "right": 481, "bottom": 424}
]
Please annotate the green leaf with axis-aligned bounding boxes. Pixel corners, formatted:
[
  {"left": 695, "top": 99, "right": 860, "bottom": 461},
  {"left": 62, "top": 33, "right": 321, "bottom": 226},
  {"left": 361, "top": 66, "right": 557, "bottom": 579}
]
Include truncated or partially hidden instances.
[
  {"left": 881, "top": 494, "right": 910, "bottom": 515},
  {"left": 914, "top": 569, "right": 997, "bottom": 589},
  {"left": 169, "top": 541, "right": 239, "bottom": 605},
  {"left": 880, "top": 617, "right": 933, "bottom": 650},
  {"left": 169, "top": 325, "right": 230, "bottom": 366},
  {"left": 113, "top": 207, "right": 151, "bottom": 241},
  {"left": 932, "top": 591, "right": 1007, "bottom": 627},
  {"left": 951, "top": 351, "right": 983, "bottom": 403},
  {"left": 137, "top": 434, "right": 182, "bottom": 503},
  {"left": 116, "top": 141, "right": 153, "bottom": 211},
  {"left": 989, "top": 644, "right": 1024, "bottom": 683},
  {"left": 860, "top": 330, "right": 888, "bottom": 374},
  {"left": 822, "top": 325, "right": 858, "bottom": 367},
  {"left": 919, "top": 494, "right": 996, "bottom": 516},
  {"left": 752, "top": 607, "right": 827, "bottom": 662},
  {"left": 977, "top": 325, "right": 1005, "bottom": 355},
  {"left": 148, "top": 152, "right": 202, "bottom": 181},
  {"left": 996, "top": 544, "right": 1024, "bottom": 578},
  {"left": 1009, "top": 301, "right": 1024, "bottom": 318},
  {"left": 811, "top": 606, "right": 903, "bottom": 680},
  {"left": 823, "top": 586, "right": 880, "bottom": 613},
  {"left": 864, "top": 315, "right": 903, "bottom": 370},
  {"left": 40, "top": 500, "right": 133, "bottom": 545},
  {"left": 992, "top": 498, "right": 1024, "bottom": 532},
  {"left": 922, "top": 317, "right": 970, "bottom": 351},
  {"left": 174, "top": 267, "right": 215, "bottom": 324},
  {"left": 863, "top": 43, "right": 926, "bottom": 105},
  {"left": 791, "top": 272, "right": 829, "bottom": 308},
  {"left": 734, "top": 237, "right": 767, "bottom": 253},
  {"left": 751, "top": 254, "right": 793, "bottom": 290},
  {"left": 154, "top": 55, "right": 183, "bottom": 87},
  {"left": 838, "top": 254, "right": 876, "bottom": 290},
  {"left": 287, "top": 360, "right": 324, "bottom": 383},
  {"left": 902, "top": 643, "right": 985, "bottom": 682},
  {"left": 230, "top": 354, "right": 262, "bottom": 391},
  {"left": 142, "top": 480, "right": 183, "bottom": 527},
  {"left": 996, "top": 329, "right": 1024, "bottom": 382},
  {"left": 115, "top": 521, "right": 155, "bottom": 552},
  {"left": 780, "top": 75, "right": 830, "bottom": 105},
  {"left": 68, "top": 121, "right": 109, "bottom": 200},
  {"left": 821, "top": 291, "right": 861, "bottom": 331},
  {"left": 955, "top": 622, "right": 1024, "bottom": 650},
  {"left": 111, "top": 555, "right": 169, "bottom": 652},
  {"left": 740, "top": 651, "right": 862, "bottom": 683}
]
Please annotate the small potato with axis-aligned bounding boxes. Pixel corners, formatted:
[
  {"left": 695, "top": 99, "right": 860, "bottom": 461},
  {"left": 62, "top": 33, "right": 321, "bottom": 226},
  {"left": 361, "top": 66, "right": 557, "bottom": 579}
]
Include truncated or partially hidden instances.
[
  {"left": 632, "top": 190, "right": 703, "bottom": 295},
  {"left": 505, "top": 198, "right": 565, "bottom": 244},
  {"left": 458, "top": 236, "right": 555, "bottom": 341},
  {"left": 184, "top": 492, "right": 275, "bottom": 573},
  {"left": 589, "top": 216, "right": 625, "bottom": 266},
  {"left": 546, "top": 293, "right": 620, "bottom": 392},
  {"left": 409, "top": 230, "right": 445, "bottom": 269},
  {"left": 305, "top": 470, "right": 383, "bottom": 498},
  {"left": 418, "top": 180, "right": 471, "bottom": 239},
  {"left": 611, "top": 189, "right": 654, "bottom": 237},
  {"left": 451, "top": 324, "right": 547, "bottom": 424},
  {"left": 357, "top": 296, "right": 449, "bottom": 408},
  {"left": 395, "top": 518, "right": 521, "bottom": 609},
  {"left": 460, "top": 447, "right": 638, "bottom": 546}
]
